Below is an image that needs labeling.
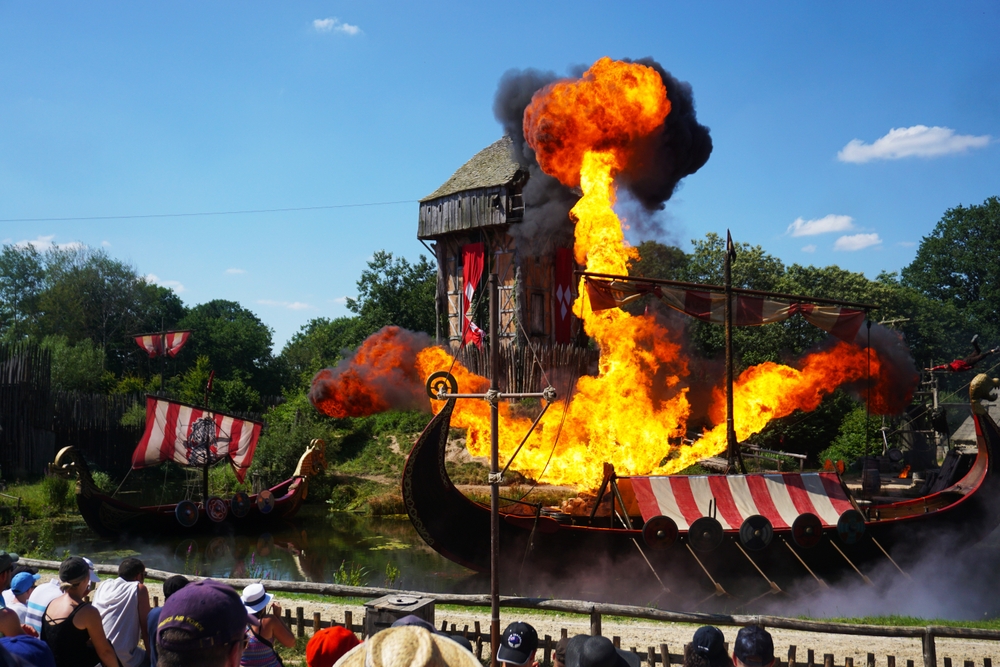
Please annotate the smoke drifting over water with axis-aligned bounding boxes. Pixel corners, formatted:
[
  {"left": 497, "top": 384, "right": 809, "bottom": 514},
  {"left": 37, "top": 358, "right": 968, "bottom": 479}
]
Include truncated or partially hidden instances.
[{"left": 492, "top": 58, "right": 712, "bottom": 253}]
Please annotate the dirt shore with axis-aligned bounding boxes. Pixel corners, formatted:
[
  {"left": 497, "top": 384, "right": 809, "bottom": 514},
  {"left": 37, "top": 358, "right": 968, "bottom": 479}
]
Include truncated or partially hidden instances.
[{"left": 137, "top": 580, "right": 998, "bottom": 665}]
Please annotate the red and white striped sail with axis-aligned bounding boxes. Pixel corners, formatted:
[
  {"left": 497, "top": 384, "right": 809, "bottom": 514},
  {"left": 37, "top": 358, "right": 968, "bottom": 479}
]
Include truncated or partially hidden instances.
[
  {"left": 130, "top": 396, "right": 262, "bottom": 483},
  {"left": 585, "top": 279, "right": 866, "bottom": 343},
  {"left": 630, "top": 472, "right": 853, "bottom": 530},
  {"left": 133, "top": 330, "right": 191, "bottom": 358}
]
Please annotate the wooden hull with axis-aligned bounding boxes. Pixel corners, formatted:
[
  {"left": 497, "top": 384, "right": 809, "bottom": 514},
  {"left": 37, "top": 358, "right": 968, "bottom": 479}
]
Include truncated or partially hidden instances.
[
  {"left": 75, "top": 475, "right": 308, "bottom": 539},
  {"left": 402, "top": 400, "right": 1000, "bottom": 599}
]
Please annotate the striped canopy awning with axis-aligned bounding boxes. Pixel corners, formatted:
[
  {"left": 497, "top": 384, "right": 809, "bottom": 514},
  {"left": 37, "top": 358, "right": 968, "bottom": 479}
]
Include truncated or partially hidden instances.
[{"left": 630, "top": 473, "right": 854, "bottom": 530}]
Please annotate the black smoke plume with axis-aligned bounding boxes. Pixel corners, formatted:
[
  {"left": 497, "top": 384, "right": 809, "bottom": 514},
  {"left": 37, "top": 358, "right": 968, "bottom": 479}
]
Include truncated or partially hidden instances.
[{"left": 492, "top": 58, "right": 713, "bottom": 252}]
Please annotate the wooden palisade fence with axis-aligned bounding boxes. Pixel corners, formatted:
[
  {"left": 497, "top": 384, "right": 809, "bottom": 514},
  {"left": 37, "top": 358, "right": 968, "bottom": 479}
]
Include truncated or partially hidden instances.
[
  {"left": 24, "top": 559, "right": 998, "bottom": 667},
  {"left": 457, "top": 342, "right": 598, "bottom": 394}
]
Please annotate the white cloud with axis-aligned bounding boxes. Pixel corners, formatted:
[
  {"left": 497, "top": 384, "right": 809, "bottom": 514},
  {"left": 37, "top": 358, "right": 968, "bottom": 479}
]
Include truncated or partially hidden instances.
[
  {"left": 801, "top": 244, "right": 817, "bottom": 253},
  {"left": 145, "top": 273, "right": 186, "bottom": 293},
  {"left": 786, "top": 214, "right": 855, "bottom": 237},
  {"left": 101, "top": 240, "right": 111, "bottom": 247},
  {"left": 897, "top": 241, "right": 916, "bottom": 248},
  {"left": 838, "top": 125, "right": 991, "bottom": 163},
  {"left": 225, "top": 268, "right": 246, "bottom": 275},
  {"left": 257, "top": 299, "right": 315, "bottom": 311},
  {"left": 13, "top": 234, "right": 85, "bottom": 252},
  {"left": 834, "top": 233, "right": 882, "bottom": 251},
  {"left": 313, "top": 17, "right": 362, "bottom": 35},
  {"left": 332, "top": 296, "right": 348, "bottom": 305}
]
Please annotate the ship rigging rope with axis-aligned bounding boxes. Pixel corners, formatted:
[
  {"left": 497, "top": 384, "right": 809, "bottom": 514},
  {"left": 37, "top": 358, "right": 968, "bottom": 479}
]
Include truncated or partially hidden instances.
[{"left": 514, "top": 368, "right": 577, "bottom": 503}]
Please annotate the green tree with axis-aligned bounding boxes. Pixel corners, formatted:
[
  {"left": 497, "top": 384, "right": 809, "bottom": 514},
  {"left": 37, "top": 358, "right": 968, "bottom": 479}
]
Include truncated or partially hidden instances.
[
  {"left": 902, "top": 196, "right": 1000, "bottom": 349},
  {"left": 279, "top": 316, "right": 365, "bottom": 388},
  {"left": 630, "top": 240, "right": 688, "bottom": 281},
  {"left": 346, "top": 251, "right": 436, "bottom": 337},
  {"left": 175, "top": 300, "right": 279, "bottom": 396},
  {"left": 40, "top": 335, "right": 116, "bottom": 393},
  {"left": 35, "top": 247, "right": 186, "bottom": 375},
  {"left": 0, "top": 244, "right": 45, "bottom": 340},
  {"left": 818, "top": 405, "right": 884, "bottom": 466}
]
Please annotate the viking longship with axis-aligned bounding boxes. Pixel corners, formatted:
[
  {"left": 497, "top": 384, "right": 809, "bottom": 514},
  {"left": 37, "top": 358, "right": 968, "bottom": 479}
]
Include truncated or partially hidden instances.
[
  {"left": 403, "top": 269, "right": 1000, "bottom": 600},
  {"left": 52, "top": 395, "right": 326, "bottom": 538}
]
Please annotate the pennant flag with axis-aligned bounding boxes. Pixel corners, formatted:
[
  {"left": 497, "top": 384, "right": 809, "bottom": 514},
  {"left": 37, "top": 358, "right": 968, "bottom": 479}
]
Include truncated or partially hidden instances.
[
  {"left": 133, "top": 330, "right": 191, "bottom": 358},
  {"left": 461, "top": 243, "right": 485, "bottom": 348},
  {"left": 131, "top": 396, "right": 262, "bottom": 483},
  {"left": 585, "top": 278, "right": 866, "bottom": 343}
]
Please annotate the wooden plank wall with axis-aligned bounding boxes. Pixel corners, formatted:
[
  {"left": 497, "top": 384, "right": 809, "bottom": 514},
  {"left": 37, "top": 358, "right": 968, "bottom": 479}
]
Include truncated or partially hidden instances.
[{"left": 418, "top": 186, "right": 521, "bottom": 239}]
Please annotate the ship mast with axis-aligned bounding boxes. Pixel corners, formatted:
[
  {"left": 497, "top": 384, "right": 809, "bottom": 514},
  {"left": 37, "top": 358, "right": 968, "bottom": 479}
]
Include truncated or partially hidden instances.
[{"left": 724, "top": 231, "right": 746, "bottom": 474}]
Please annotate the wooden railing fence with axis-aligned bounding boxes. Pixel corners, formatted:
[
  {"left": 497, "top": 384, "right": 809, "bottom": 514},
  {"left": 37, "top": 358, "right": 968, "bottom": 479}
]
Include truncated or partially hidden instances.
[{"left": 22, "top": 558, "right": 999, "bottom": 667}]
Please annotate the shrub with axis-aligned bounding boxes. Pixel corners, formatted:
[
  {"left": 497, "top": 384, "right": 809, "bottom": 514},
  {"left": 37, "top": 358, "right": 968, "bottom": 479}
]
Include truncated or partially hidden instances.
[
  {"left": 43, "top": 475, "right": 70, "bottom": 512},
  {"left": 366, "top": 492, "right": 405, "bottom": 516},
  {"left": 253, "top": 392, "right": 341, "bottom": 485},
  {"left": 819, "top": 406, "right": 884, "bottom": 467}
]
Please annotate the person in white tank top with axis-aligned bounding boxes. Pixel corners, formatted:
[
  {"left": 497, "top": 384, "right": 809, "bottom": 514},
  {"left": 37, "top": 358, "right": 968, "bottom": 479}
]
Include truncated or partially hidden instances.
[{"left": 92, "top": 558, "right": 150, "bottom": 667}]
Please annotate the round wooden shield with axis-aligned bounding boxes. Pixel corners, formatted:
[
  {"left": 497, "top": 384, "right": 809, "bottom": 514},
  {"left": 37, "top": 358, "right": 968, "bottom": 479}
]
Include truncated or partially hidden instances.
[
  {"left": 791, "top": 512, "right": 824, "bottom": 549},
  {"left": 425, "top": 371, "right": 458, "bottom": 399},
  {"left": 231, "top": 491, "right": 251, "bottom": 518},
  {"left": 739, "top": 514, "right": 774, "bottom": 551},
  {"left": 206, "top": 496, "right": 228, "bottom": 523},
  {"left": 175, "top": 500, "right": 199, "bottom": 528},
  {"left": 688, "top": 516, "right": 724, "bottom": 553},
  {"left": 256, "top": 489, "right": 275, "bottom": 514},
  {"left": 837, "top": 509, "right": 866, "bottom": 545},
  {"left": 642, "top": 515, "right": 678, "bottom": 551}
]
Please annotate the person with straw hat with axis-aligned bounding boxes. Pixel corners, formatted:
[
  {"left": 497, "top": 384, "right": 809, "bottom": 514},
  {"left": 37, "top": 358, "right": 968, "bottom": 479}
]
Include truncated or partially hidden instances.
[
  {"left": 333, "top": 625, "right": 479, "bottom": 667},
  {"left": 239, "top": 583, "right": 295, "bottom": 667}
]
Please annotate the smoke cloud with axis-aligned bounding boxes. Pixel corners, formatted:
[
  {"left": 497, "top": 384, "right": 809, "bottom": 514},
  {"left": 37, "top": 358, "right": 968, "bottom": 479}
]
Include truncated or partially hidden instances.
[
  {"left": 309, "top": 326, "right": 431, "bottom": 418},
  {"left": 492, "top": 58, "right": 713, "bottom": 252},
  {"left": 851, "top": 323, "right": 921, "bottom": 415}
]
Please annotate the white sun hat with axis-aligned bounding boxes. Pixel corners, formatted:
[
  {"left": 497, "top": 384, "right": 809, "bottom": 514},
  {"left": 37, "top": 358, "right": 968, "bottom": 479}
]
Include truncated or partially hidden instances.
[{"left": 241, "top": 582, "right": 273, "bottom": 614}]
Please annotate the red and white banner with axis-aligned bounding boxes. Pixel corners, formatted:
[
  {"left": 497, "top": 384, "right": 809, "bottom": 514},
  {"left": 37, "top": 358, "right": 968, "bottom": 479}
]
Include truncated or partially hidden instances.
[
  {"left": 134, "top": 330, "right": 191, "bottom": 358},
  {"left": 461, "top": 243, "right": 485, "bottom": 348},
  {"left": 554, "top": 247, "right": 574, "bottom": 344},
  {"left": 131, "top": 396, "right": 262, "bottom": 483},
  {"left": 630, "top": 472, "right": 853, "bottom": 530},
  {"left": 585, "top": 279, "right": 865, "bottom": 343}
]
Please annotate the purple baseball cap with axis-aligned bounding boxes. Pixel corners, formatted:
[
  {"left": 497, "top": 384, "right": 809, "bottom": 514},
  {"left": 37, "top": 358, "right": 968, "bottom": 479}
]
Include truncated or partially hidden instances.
[{"left": 156, "top": 579, "right": 258, "bottom": 651}]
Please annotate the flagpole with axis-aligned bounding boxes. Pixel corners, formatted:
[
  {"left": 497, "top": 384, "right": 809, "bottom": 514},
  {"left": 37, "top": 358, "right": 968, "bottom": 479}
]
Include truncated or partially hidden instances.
[
  {"left": 488, "top": 271, "right": 501, "bottom": 667},
  {"left": 160, "top": 317, "right": 166, "bottom": 396},
  {"left": 724, "top": 231, "right": 746, "bottom": 474}
]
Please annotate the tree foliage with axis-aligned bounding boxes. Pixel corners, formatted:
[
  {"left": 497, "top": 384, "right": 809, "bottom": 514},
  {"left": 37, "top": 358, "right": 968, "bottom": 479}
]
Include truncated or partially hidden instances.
[
  {"left": 902, "top": 196, "right": 1000, "bottom": 350},
  {"left": 175, "top": 300, "right": 279, "bottom": 398},
  {"left": 279, "top": 316, "right": 366, "bottom": 387},
  {"left": 346, "top": 251, "right": 436, "bottom": 337}
]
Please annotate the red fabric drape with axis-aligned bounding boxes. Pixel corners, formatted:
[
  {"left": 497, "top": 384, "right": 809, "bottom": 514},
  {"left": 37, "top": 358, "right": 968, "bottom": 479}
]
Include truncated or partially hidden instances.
[
  {"left": 554, "top": 247, "right": 574, "bottom": 344},
  {"left": 461, "top": 243, "right": 485, "bottom": 347}
]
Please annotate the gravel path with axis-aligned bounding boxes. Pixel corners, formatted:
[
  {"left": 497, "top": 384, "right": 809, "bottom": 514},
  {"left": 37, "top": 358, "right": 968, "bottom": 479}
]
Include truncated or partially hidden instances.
[{"left": 137, "top": 580, "right": 999, "bottom": 666}]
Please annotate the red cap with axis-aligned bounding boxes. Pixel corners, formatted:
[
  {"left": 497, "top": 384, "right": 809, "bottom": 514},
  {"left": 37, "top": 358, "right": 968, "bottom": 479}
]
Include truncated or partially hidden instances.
[{"left": 306, "top": 626, "right": 361, "bottom": 667}]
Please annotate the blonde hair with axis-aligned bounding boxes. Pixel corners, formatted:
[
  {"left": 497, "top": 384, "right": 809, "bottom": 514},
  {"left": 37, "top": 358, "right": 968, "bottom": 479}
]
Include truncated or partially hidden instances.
[{"left": 59, "top": 575, "right": 88, "bottom": 593}]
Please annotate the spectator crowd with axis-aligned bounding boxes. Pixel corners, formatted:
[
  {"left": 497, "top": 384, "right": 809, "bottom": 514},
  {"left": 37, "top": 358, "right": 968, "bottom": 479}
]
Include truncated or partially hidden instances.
[{"left": 0, "top": 550, "right": 777, "bottom": 667}]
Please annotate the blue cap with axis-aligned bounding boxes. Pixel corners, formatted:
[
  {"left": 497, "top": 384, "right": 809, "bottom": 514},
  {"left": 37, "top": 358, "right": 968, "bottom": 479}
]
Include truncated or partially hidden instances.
[{"left": 10, "top": 572, "right": 40, "bottom": 595}]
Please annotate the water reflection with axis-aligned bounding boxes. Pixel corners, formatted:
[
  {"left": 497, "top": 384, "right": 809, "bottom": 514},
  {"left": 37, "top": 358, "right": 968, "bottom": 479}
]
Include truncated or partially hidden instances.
[{"left": 52, "top": 507, "right": 482, "bottom": 593}]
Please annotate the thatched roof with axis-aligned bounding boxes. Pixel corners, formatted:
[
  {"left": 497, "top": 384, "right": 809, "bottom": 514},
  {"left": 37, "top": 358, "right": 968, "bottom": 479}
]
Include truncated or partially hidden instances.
[{"left": 421, "top": 136, "right": 520, "bottom": 202}]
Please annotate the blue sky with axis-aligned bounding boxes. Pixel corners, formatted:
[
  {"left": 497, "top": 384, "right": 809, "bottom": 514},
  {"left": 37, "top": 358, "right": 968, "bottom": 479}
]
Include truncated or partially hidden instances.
[{"left": 2, "top": 2, "right": 997, "bottom": 349}]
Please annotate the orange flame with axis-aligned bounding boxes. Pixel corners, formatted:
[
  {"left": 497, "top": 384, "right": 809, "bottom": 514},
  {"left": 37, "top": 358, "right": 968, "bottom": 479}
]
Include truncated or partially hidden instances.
[
  {"left": 310, "top": 326, "right": 428, "bottom": 418},
  {"left": 314, "top": 58, "right": 910, "bottom": 491}
]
